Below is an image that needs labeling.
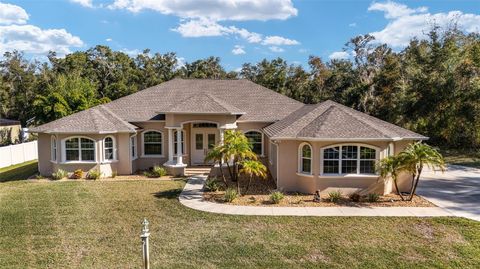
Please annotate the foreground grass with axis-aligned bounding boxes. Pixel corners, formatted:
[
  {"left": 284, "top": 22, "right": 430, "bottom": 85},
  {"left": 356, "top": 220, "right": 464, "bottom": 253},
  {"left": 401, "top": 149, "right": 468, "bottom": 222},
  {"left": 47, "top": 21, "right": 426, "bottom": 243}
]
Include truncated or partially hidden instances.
[
  {"left": 0, "top": 160, "right": 38, "bottom": 182},
  {"left": 0, "top": 180, "right": 479, "bottom": 268}
]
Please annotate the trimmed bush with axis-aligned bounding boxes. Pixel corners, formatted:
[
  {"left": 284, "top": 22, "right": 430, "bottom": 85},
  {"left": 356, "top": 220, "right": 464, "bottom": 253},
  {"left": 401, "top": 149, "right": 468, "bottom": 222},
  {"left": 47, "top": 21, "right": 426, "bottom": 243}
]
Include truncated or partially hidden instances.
[
  {"left": 367, "top": 193, "right": 380, "bottom": 202},
  {"left": 205, "top": 177, "right": 220, "bottom": 192},
  {"left": 144, "top": 165, "right": 167, "bottom": 178},
  {"left": 71, "top": 169, "right": 83, "bottom": 179},
  {"left": 51, "top": 169, "right": 67, "bottom": 180},
  {"left": 224, "top": 188, "right": 238, "bottom": 202},
  {"left": 87, "top": 169, "right": 101, "bottom": 180},
  {"left": 327, "top": 191, "right": 342, "bottom": 203},
  {"left": 111, "top": 170, "right": 118, "bottom": 178},
  {"left": 349, "top": 192, "right": 361, "bottom": 202},
  {"left": 270, "top": 191, "right": 284, "bottom": 204}
]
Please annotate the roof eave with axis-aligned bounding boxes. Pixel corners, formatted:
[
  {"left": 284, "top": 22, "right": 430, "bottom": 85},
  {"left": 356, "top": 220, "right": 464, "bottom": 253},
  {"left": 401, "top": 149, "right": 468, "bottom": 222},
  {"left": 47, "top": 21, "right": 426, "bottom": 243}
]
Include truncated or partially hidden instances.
[{"left": 268, "top": 136, "right": 429, "bottom": 142}]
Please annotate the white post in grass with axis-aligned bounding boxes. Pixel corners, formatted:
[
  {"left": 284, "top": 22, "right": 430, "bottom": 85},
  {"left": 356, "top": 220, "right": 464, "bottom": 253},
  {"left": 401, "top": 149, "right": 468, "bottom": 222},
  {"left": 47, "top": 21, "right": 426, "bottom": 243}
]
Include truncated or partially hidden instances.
[{"left": 141, "top": 218, "right": 150, "bottom": 269}]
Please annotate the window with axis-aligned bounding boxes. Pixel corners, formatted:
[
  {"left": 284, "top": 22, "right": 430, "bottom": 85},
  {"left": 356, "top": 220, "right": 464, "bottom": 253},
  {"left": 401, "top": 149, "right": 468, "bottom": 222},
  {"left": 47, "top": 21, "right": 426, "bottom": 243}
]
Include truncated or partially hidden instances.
[
  {"left": 51, "top": 136, "right": 57, "bottom": 161},
  {"left": 64, "top": 137, "right": 95, "bottom": 162},
  {"left": 143, "top": 131, "right": 162, "bottom": 156},
  {"left": 321, "top": 145, "right": 377, "bottom": 175},
  {"left": 131, "top": 135, "right": 137, "bottom": 159},
  {"left": 192, "top": 123, "right": 217, "bottom": 128},
  {"left": 104, "top": 136, "right": 115, "bottom": 161},
  {"left": 245, "top": 131, "right": 263, "bottom": 155},
  {"left": 174, "top": 130, "right": 185, "bottom": 155},
  {"left": 299, "top": 143, "right": 312, "bottom": 174}
]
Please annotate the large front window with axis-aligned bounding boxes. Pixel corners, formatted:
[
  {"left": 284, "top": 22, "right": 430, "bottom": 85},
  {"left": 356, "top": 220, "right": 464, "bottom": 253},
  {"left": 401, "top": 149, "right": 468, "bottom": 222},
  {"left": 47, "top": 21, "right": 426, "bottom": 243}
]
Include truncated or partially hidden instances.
[
  {"left": 245, "top": 131, "right": 263, "bottom": 155},
  {"left": 143, "top": 131, "right": 162, "bottom": 156},
  {"left": 299, "top": 143, "right": 312, "bottom": 174},
  {"left": 322, "top": 145, "right": 377, "bottom": 175},
  {"left": 65, "top": 137, "right": 95, "bottom": 162},
  {"left": 104, "top": 137, "right": 115, "bottom": 161}
]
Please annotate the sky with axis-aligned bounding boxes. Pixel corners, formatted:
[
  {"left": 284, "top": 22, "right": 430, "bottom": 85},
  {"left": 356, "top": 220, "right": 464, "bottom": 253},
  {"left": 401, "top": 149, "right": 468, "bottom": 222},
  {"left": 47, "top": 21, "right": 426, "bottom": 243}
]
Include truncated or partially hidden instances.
[{"left": 1, "top": 0, "right": 479, "bottom": 70}]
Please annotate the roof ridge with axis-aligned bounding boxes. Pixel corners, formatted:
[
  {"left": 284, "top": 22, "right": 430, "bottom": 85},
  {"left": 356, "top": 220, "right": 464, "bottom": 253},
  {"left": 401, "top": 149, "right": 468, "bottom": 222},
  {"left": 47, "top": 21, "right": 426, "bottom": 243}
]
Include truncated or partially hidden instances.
[
  {"left": 281, "top": 103, "right": 331, "bottom": 136},
  {"left": 203, "top": 93, "right": 243, "bottom": 113},
  {"left": 90, "top": 107, "right": 105, "bottom": 132},
  {"left": 99, "top": 105, "right": 136, "bottom": 131}
]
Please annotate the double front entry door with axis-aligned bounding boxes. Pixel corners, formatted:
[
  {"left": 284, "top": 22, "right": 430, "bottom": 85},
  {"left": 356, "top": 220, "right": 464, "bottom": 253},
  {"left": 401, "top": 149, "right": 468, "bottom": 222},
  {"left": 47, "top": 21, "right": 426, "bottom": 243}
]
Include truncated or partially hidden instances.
[{"left": 191, "top": 128, "right": 217, "bottom": 165}]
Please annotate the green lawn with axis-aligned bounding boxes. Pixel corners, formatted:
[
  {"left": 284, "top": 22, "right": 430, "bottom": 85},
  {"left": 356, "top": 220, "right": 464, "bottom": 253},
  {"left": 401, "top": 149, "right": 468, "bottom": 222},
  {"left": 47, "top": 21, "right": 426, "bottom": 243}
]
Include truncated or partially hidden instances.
[
  {"left": 441, "top": 149, "right": 480, "bottom": 168},
  {"left": 1, "top": 179, "right": 479, "bottom": 268},
  {"left": 0, "top": 160, "right": 38, "bottom": 182}
]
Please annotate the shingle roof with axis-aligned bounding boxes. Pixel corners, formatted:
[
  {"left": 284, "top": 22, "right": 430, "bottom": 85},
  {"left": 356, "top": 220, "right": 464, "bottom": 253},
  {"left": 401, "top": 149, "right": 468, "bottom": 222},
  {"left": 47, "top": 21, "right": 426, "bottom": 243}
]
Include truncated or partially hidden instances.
[
  {"left": 0, "top": 118, "right": 20, "bottom": 126},
  {"left": 263, "top": 100, "right": 428, "bottom": 140},
  {"left": 164, "top": 93, "right": 245, "bottom": 115},
  {"left": 104, "top": 79, "right": 303, "bottom": 122},
  {"left": 29, "top": 105, "right": 137, "bottom": 134}
]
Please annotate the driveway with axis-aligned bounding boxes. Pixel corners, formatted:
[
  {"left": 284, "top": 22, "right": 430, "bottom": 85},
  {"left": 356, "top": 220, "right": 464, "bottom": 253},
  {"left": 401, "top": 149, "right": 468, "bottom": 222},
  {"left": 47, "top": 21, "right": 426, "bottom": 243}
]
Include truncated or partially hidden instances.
[{"left": 418, "top": 165, "right": 480, "bottom": 221}]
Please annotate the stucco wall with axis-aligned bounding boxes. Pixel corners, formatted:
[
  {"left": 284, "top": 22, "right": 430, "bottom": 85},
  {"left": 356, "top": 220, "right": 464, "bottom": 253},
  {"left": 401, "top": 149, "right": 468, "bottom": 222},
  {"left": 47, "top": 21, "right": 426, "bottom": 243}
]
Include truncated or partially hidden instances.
[{"left": 274, "top": 140, "right": 415, "bottom": 195}]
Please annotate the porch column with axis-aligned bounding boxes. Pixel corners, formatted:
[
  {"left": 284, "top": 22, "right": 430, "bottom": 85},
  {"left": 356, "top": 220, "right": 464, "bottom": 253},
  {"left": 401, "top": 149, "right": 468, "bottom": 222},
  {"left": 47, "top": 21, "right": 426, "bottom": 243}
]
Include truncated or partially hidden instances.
[
  {"left": 175, "top": 127, "right": 184, "bottom": 165},
  {"left": 219, "top": 128, "right": 225, "bottom": 164},
  {"left": 168, "top": 128, "right": 174, "bottom": 163}
]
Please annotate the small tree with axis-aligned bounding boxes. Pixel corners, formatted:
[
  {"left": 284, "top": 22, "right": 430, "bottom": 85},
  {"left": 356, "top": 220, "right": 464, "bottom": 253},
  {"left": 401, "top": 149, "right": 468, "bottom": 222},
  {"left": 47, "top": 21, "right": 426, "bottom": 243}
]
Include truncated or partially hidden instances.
[
  {"left": 240, "top": 160, "right": 267, "bottom": 195},
  {"left": 398, "top": 142, "right": 445, "bottom": 201},
  {"left": 219, "top": 130, "right": 257, "bottom": 183},
  {"left": 204, "top": 146, "right": 228, "bottom": 188},
  {"left": 377, "top": 156, "right": 405, "bottom": 200}
]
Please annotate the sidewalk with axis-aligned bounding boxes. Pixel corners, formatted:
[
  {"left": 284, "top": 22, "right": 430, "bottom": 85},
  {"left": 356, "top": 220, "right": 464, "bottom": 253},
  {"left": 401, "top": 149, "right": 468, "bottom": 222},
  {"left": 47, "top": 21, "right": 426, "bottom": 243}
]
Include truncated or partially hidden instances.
[{"left": 179, "top": 175, "right": 453, "bottom": 217}]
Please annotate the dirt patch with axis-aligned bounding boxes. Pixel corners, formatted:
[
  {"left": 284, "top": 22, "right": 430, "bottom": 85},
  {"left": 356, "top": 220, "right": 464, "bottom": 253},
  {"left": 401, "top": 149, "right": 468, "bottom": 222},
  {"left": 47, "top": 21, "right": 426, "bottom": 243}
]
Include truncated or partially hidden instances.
[{"left": 415, "top": 222, "right": 435, "bottom": 239}]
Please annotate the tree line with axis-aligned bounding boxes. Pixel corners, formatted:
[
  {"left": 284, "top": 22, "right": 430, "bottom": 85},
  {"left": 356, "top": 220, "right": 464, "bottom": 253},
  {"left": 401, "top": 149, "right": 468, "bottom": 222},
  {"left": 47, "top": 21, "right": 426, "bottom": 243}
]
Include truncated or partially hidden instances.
[{"left": 0, "top": 26, "right": 478, "bottom": 149}]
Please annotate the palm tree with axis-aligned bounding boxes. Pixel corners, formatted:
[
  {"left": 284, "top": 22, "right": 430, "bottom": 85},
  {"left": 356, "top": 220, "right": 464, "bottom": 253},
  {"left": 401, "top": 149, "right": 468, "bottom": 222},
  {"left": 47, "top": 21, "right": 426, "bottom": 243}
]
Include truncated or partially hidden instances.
[
  {"left": 240, "top": 160, "right": 267, "bottom": 195},
  {"left": 204, "top": 146, "right": 228, "bottom": 188},
  {"left": 377, "top": 156, "right": 405, "bottom": 200},
  {"left": 219, "top": 130, "right": 257, "bottom": 182},
  {"left": 398, "top": 142, "right": 445, "bottom": 201}
]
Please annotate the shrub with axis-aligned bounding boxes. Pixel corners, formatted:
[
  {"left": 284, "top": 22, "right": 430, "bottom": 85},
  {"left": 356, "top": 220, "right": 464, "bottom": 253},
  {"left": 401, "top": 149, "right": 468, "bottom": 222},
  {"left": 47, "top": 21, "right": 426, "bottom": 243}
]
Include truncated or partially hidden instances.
[
  {"left": 145, "top": 165, "right": 167, "bottom": 178},
  {"left": 349, "top": 192, "right": 361, "bottom": 202},
  {"left": 111, "top": 170, "right": 118, "bottom": 178},
  {"left": 51, "top": 169, "right": 67, "bottom": 180},
  {"left": 270, "top": 191, "right": 284, "bottom": 204},
  {"left": 327, "top": 191, "right": 342, "bottom": 203},
  {"left": 35, "top": 174, "right": 45, "bottom": 180},
  {"left": 224, "top": 188, "right": 238, "bottom": 202},
  {"left": 205, "top": 177, "right": 220, "bottom": 192},
  {"left": 87, "top": 169, "right": 101, "bottom": 180},
  {"left": 367, "top": 193, "right": 380, "bottom": 202},
  {"left": 71, "top": 169, "right": 83, "bottom": 179}
]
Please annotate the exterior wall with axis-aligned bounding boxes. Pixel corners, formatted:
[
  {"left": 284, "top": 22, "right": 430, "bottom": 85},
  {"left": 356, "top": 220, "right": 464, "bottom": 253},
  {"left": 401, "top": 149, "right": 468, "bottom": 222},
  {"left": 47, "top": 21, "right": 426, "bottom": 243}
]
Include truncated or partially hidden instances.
[
  {"left": 132, "top": 122, "right": 168, "bottom": 171},
  {"left": 38, "top": 133, "right": 53, "bottom": 176},
  {"left": 166, "top": 114, "right": 237, "bottom": 128},
  {"left": 393, "top": 140, "right": 417, "bottom": 193},
  {"left": 275, "top": 139, "right": 409, "bottom": 195}
]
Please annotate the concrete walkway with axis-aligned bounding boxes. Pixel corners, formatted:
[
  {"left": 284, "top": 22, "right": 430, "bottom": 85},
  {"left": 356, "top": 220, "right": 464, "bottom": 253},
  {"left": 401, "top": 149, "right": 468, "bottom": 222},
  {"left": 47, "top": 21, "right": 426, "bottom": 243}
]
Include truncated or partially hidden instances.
[
  {"left": 179, "top": 175, "right": 453, "bottom": 217},
  {"left": 418, "top": 165, "right": 480, "bottom": 221}
]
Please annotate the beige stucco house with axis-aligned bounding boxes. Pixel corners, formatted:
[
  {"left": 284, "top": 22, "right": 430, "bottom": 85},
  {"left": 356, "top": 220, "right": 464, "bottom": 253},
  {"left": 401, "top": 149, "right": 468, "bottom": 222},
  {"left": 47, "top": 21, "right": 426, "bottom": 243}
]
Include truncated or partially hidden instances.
[{"left": 30, "top": 79, "right": 427, "bottom": 194}]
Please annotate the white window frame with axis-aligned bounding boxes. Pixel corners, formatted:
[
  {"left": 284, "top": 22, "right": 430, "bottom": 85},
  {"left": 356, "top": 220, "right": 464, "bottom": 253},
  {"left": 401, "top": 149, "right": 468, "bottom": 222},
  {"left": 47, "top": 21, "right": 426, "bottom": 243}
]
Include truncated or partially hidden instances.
[
  {"left": 141, "top": 130, "right": 164, "bottom": 157},
  {"left": 61, "top": 136, "right": 97, "bottom": 163},
  {"left": 320, "top": 143, "right": 380, "bottom": 176},
  {"left": 173, "top": 130, "right": 187, "bottom": 155},
  {"left": 298, "top": 142, "right": 313, "bottom": 175},
  {"left": 50, "top": 135, "right": 57, "bottom": 162},
  {"left": 130, "top": 135, "right": 138, "bottom": 160},
  {"left": 102, "top": 135, "right": 117, "bottom": 163},
  {"left": 244, "top": 130, "right": 264, "bottom": 156}
]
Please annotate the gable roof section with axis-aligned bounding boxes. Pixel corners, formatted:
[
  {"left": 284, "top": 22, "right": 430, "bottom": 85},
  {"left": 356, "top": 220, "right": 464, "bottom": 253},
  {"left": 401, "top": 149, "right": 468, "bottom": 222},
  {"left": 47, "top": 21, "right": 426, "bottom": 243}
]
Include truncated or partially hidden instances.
[
  {"left": 164, "top": 93, "right": 245, "bottom": 115},
  {"left": 263, "top": 100, "right": 427, "bottom": 141},
  {"left": 29, "top": 105, "right": 137, "bottom": 134}
]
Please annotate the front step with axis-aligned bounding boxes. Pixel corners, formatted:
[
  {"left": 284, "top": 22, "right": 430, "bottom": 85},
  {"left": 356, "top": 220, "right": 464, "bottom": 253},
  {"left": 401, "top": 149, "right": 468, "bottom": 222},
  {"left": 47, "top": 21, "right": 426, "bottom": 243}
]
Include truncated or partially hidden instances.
[{"left": 185, "top": 167, "right": 212, "bottom": 176}]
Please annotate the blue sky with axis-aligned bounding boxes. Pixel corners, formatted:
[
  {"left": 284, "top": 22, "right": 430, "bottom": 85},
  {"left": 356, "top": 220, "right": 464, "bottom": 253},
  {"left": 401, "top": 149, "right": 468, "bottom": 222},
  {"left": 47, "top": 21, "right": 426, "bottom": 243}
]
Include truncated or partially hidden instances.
[{"left": 1, "top": 0, "right": 479, "bottom": 70}]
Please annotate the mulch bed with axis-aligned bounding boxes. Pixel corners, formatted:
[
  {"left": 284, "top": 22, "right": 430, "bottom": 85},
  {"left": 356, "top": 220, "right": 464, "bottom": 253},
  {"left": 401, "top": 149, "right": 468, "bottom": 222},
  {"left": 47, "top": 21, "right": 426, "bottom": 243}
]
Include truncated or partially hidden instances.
[{"left": 203, "top": 174, "right": 435, "bottom": 207}]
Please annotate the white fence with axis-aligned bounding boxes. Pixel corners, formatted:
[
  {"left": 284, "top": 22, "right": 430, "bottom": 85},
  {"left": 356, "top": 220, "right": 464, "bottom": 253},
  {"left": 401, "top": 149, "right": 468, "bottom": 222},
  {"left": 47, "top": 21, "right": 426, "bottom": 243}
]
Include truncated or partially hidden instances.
[{"left": 0, "top": 141, "right": 38, "bottom": 169}]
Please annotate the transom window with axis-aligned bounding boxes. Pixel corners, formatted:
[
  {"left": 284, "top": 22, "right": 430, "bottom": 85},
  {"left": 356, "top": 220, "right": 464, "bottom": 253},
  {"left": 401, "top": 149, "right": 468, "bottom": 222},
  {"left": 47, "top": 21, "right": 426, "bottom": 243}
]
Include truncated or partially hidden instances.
[
  {"left": 322, "top": 145, "right": 377, "bottom": 175},
  {"left": 104, "top": 136, "right": 115, "bottom": 161},
  {"left": 245, "top": 131, "right": 263, "bottom": 155},
  {"left": 299, "top": 143, "right": 312, "bottom": 174},
  {"left": 174, "top": 130, "right": 186, "bottom": 155},
  {"left": 192, "top": 123, "right": 217, "bottom": 128},
  {"left": 64, "top": 137, "right": 95, "bottom": 162},
  {"left": 143, "top": 131, "right": 162, "bottom": 156}
]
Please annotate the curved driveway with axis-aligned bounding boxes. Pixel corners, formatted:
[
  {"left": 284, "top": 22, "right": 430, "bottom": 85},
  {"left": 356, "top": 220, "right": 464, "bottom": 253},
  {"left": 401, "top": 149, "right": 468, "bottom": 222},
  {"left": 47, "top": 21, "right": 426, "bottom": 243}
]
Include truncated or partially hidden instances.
[{"left": 418, "top": 165, "right": 480, "bottom": 221}]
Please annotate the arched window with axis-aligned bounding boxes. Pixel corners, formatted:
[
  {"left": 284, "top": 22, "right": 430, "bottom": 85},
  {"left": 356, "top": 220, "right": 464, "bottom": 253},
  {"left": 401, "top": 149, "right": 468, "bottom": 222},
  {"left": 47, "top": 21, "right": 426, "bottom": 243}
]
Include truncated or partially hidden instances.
[
  {"left": 51, "top": 136, "right": 57, "bottom": 161},
  {"left": 174, "top": 130, "right": 186, "bottom": 155},
  {"left": 321, "top": 144, "right": 378, "bottom": 175},
  {"left": 245, "top": 131, "right": 263, "bottom": 155},
  {"left": 143, "top": 131, "right": 163, "bottom": 156},
  {"left": 104, "top": 136, "right": 115, "bottom": 161},
  {"left": 299, "top": 143, "right": 312, "bottom": 174},
  {"left": 64, "top": 137, "right": 95, "bottom": 162}
]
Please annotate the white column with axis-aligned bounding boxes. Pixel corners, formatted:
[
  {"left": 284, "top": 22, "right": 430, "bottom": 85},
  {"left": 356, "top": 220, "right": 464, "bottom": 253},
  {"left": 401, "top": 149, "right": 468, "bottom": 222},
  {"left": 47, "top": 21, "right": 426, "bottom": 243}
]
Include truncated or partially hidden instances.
[
  {"left": 219, "top": 128, "right": 225, "bottom": 164},
  {"left": 176, "top": 128, "right": 183, "bottom": 165},
  {"left": 168, "top": 128, "right": 174, "bottom": 163}
]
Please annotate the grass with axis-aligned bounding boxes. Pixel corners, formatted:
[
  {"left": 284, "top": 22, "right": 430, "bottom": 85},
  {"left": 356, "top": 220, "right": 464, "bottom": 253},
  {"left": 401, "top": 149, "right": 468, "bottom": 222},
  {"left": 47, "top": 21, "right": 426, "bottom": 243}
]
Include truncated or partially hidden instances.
[
  {"left": 0, "top": 160, "right": 38, "bottom": 182},
  {"left": 440, "top": 148, "right": 480, "bottom": 168},
  {"left": 0, "top": 179, "right": 479, "bottom": 268}
]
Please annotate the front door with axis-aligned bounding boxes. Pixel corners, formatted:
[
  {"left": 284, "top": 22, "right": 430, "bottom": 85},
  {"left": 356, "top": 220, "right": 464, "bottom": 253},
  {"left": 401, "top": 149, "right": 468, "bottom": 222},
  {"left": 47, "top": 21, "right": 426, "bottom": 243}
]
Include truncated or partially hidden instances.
[{"left": 191, "top": 129, "right": 217, "bottom": 165}]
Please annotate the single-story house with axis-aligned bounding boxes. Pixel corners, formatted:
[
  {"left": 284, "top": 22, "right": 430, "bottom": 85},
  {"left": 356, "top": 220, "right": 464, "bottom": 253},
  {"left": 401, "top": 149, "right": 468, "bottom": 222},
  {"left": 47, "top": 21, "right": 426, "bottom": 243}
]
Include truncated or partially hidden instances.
[{"left": 30, "top": 79, "right": 427, "bottom": 194}]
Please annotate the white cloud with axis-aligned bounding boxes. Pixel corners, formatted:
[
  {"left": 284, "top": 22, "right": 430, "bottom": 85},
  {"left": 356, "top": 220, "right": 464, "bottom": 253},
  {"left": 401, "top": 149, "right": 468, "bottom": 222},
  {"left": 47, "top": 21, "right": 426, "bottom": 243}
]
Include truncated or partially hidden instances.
[
  {"left": 120, "top": 48, "right": 141, "bottom": 56},
  {"left": 0, "top": 2, "right": 83, "bottom": 56},
  {"left": 329, "top": 51, "right": 349, "bottom": 60},
  {"left": 269, "top": 46, "right": 284, "bottom": 53},
  {"left": 262, "top": 35, "right": 299, "bottom": 45},
  {"left": 70, "top": 0, "right": 94, "bottom": 8},
  {"left": 108, "top": 0, "right": 297, "bottom": 21},
  {"left": 105, "top": 38, "right": 113, "bottom": 42},
  {"left": 231, "top": 45, "right": 245, "bottom": 55},
  {"left": 369, "top": 1, "right": 480, "bottom": 48},
  {"left": 0, "top": 2, "right": 29, "bottom": 25}
]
